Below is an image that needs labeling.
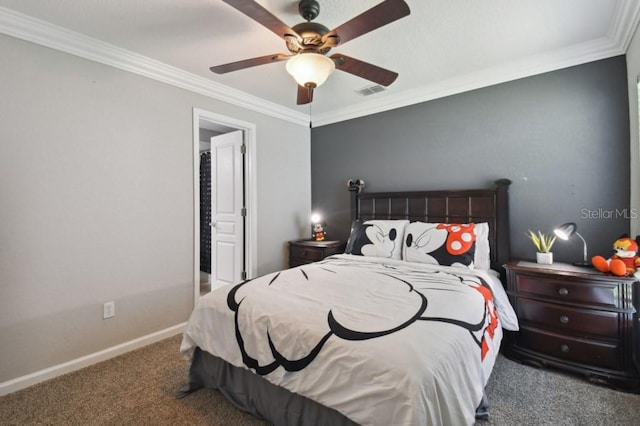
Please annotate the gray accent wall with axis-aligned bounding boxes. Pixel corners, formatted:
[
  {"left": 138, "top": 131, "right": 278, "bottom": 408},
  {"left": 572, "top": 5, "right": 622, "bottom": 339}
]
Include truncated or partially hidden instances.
[
  {"left": 627, "top": 28, "right": 640, "bottom": 237},
  {"left": 311, "top": 56, "right": 631, "bottom": 264}
]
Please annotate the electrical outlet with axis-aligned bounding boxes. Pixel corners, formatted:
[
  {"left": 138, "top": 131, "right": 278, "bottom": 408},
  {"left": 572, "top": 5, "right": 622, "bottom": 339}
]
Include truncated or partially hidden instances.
[{"left": 103, "top": 301, "right": 115, "bottom": 319}]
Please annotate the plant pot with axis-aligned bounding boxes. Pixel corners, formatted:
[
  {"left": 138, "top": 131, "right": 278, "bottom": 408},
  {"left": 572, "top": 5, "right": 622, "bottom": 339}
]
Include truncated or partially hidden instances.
[{"left": 536, "top": 252, "right": 553, "bottom": 265}]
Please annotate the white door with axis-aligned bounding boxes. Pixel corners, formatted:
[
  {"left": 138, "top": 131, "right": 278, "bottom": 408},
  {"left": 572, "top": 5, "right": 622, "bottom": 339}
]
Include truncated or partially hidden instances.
[{"left": 211, "top": 130, "right": 244, "bottom": 288}]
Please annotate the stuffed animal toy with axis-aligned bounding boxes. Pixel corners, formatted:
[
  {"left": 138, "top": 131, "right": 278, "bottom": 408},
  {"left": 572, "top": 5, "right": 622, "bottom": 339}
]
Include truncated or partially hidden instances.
[
  {"left": 592, "top": 234, "right": 640, "bottom": 278},
  {"left": 312, "top": 222, "right": 326, "bottom": 241}
]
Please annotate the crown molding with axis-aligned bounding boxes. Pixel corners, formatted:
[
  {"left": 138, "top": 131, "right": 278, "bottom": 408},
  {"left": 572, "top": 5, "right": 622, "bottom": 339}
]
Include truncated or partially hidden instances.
[
  {"left": 608, "top": 0, "right": 640, "bottom": 51},
  {"left": 0, "top": 6, "right": 308, "bottom": 127}
]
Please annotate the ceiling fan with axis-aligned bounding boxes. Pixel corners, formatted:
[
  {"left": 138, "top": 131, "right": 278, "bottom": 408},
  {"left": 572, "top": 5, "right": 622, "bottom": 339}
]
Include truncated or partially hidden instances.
[{"left": 210, "top": 0, "right": 411, "bottom": 105}]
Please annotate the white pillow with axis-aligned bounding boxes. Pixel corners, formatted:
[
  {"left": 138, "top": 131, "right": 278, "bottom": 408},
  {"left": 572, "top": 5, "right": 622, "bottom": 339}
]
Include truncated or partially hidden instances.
[{"left": 474, "top": 222, "right": 491, "bottom": 270}]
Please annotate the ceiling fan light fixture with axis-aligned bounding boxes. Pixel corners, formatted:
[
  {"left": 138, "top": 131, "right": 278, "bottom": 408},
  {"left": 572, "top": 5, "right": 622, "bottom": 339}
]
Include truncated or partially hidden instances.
[{"left": 286, "top": 53, "right": 335, "bottom": 88}]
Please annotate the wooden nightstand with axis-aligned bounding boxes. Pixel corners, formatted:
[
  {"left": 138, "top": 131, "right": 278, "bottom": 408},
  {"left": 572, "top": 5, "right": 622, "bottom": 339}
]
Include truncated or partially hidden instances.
[
  {"left": 288, "top": 239, "right": 346, "bottom": 268},
  {"left": 504, "top": 260, "right": 640, "bottom": 392}
]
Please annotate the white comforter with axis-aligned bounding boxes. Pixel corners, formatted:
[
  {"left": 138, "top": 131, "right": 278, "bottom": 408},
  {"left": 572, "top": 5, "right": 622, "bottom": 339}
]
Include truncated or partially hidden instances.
[{"left": 181, "top": 254, "right": 518, "bottom": 426}]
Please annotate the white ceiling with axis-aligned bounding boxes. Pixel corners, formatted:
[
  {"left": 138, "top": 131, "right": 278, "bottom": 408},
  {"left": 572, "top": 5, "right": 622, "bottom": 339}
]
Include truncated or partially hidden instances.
[{"left": 0, "top": 0, "right": 639, "bottom": 126}]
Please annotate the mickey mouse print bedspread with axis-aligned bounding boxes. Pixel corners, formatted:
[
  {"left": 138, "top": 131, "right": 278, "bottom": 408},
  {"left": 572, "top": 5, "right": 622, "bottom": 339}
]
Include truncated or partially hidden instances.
[{"left": 180, "top": 254, "right": 518, "bottom": 426}]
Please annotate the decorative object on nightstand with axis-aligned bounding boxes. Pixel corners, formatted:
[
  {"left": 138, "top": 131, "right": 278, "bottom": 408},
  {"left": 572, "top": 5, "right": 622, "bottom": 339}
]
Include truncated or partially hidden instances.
[
  {"left": 503, "top": 260, "right": 640, "bottom": 392},
  {"left": 310, "top": 213, "right": 326, "bottom": 241},
  {"left": 553, "top": 222, "right": 591, "bottom": 266},
  {"left": 592, "top": 234, "right": 640, "bottom": 278},
  {"left": 526, "top": 230, "right": 556, "bottom": 264},
  {"left": 288, "top": 239, "right": 346, "bottom": 268}
]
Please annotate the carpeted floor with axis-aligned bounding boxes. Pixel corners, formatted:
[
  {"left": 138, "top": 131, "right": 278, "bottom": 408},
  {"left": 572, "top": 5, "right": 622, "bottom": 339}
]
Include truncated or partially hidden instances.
[{"left": 1, "top": 334, "right": 639, "bottom": 425}]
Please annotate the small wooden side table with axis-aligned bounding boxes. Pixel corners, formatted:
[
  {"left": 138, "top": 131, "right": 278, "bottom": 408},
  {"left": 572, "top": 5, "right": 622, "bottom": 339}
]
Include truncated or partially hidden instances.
[{"left": 288, "top": 239, "right": 346, "bottom": 268}]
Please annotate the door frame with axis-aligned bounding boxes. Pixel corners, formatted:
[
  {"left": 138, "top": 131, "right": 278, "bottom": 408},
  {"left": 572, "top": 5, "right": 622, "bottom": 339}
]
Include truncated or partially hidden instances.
[{"left": 192, "top": 108, "right": 257, "bottom": 306}]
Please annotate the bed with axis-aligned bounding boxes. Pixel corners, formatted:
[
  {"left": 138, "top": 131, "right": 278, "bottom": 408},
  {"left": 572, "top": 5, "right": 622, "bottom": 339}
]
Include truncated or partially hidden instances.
[{"left": 178, "top": 179, "right": 518, "bottom": 425}]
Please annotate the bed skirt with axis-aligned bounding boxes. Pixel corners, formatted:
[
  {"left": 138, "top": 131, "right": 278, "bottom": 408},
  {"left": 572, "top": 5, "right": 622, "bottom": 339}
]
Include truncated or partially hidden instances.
[
  {"left": 177, "top": 347, "right": 491, "bottom": 425},
  {"left": 177, "top": 347, "right": 358, "bottom": 425}
]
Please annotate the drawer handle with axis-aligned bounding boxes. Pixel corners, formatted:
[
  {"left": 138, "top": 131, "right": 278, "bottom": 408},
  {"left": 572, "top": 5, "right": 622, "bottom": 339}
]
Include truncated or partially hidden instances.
[
  {"left": 558, "top": 288, "right": 569, "bottom": 296},
  {"left": 559, "top": 315, "right": 569, "bottom": 324},
  {"left": 560, "top": 344, "right": 570, "bottom": 353}
]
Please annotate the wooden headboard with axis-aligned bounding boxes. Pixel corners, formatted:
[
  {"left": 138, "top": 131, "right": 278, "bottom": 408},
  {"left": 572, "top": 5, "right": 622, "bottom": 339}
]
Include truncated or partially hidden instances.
[{"left": 350, "top": 179, "right": 512, "bottom": 276}]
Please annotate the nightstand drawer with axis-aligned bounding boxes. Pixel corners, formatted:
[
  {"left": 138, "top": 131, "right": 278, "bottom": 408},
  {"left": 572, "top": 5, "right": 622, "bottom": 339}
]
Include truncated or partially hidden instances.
[
  {"left": 517, "top": 298, "right": 620, "bottom": 339},
  {"left": 290, "top": 246, "right": 325, "bottom": 262},
  {"left": 518, "top": 327, "right": 621, "bottom": 370},
  {"left": 515, "top": 274, "right": 618, "bottom": 308}
]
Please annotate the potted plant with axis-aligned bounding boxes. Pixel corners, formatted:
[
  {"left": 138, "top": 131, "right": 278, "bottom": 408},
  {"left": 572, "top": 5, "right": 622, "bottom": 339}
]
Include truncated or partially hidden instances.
[{"left": 526, "top": 230, "right": 556, "bottom": 264}]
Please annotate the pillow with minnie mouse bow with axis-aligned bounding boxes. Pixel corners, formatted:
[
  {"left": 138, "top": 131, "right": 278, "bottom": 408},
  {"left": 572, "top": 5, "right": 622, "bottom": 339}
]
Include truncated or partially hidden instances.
[{"left": 403, "top": 222, "right": 488, "bottom": 269}]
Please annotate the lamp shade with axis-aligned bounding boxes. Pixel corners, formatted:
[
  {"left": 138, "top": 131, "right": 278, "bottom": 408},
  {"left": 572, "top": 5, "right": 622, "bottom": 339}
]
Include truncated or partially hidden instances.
[
  {"left": 286, "top": 53, "right": 335, "bottom": 88},
  {"left": 553, "top": 222, "right": 577, "bottom": 240},
  {"left": 553, "top": 222, "right": 590, "bottom": 266}
]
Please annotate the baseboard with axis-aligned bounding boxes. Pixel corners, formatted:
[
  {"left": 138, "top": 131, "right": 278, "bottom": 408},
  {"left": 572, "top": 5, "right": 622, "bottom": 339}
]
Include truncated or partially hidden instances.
[{"left": 0, "top": 322, "right": 186, "bottom": 396}]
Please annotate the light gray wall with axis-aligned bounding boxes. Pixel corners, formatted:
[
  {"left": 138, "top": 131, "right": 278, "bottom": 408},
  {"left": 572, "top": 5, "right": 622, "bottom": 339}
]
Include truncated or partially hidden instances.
[
  {"left": 311, "top": 56, "right": 630, "bottom": 264},
  {"left": 0, "top": 34, "right": 310, "bottom": 383}
]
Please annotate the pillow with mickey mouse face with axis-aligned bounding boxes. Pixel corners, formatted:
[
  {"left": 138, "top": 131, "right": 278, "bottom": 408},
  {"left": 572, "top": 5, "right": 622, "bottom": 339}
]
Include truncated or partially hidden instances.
[
  {"left": 403, "top": 222, "right": 478, "bottom": 268},
  {"left": 345, "top": 220, "right": 409, "bottom": 260}
]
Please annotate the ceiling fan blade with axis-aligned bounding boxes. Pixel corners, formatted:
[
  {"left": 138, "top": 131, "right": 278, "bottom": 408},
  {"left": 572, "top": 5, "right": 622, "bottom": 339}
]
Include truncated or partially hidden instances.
[
  {"left": 222, "top": 0, "right": 300, "bottom": 41},
  {"left": 324, "top": 0, "right": 410, "bottom": 46},
  {"left": 297, "top": 85, "right": 314, "bottom": 105},
  {"left": 210, "top": 53, "right": 291, "bottom": 74},
  {"left": 331, "top": 54, "right": 398, "bottom": 86}
]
